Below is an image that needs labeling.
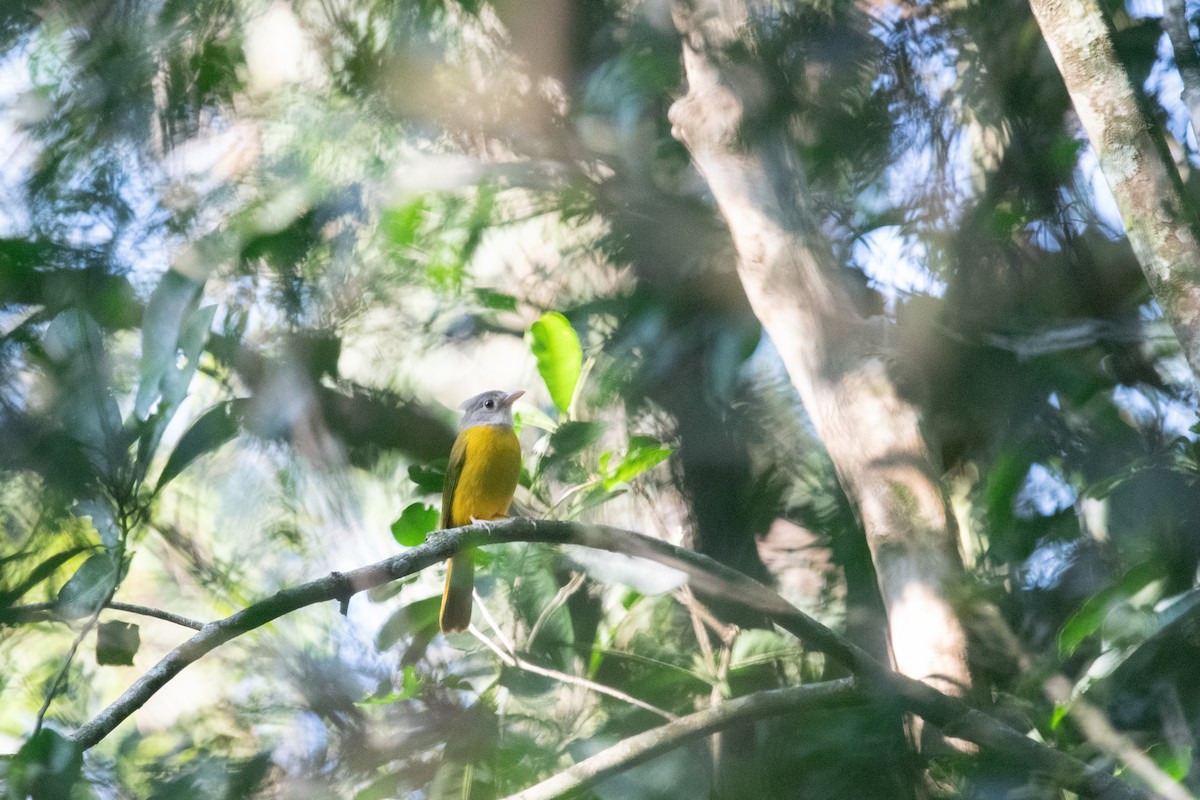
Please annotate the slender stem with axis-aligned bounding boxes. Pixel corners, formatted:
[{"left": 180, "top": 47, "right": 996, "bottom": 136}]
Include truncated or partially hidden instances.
[
  {"left": 468, "top": 624, "right": 677, "bottom": 721},
  {"left": 501, "top": 679, "right": 860, "bottom": 800},
  {"left": 3, "top": 601, "right": 205, "bottom": 631}
]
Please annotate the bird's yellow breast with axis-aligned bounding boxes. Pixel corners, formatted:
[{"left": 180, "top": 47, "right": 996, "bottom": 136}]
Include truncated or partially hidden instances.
[{"left": 446, "top": 424, "right": 522, "bottom": 528}]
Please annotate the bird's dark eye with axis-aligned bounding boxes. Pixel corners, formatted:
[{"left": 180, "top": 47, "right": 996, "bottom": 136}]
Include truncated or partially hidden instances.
[{"left": 484, "top": 399, "right": 495, "bottom": 409}]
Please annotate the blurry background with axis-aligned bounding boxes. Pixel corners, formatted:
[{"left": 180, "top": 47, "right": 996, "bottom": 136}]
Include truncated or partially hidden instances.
[{"left": 1, "top": 0, "right": 1199, "bottom": 798}]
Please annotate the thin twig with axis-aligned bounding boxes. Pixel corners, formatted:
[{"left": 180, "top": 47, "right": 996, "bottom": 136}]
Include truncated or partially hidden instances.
[
  {"left": 3, "top": 601, "right": 205, "bottom": 631},
  {"left": 528, "top": 571, "right": 585, "bottom": 648},
  {"left": 33, "top": 607, "right": 104, "bottom": 734},
  {"left": 501, "top": 679, "right": 860, "bottom": 800},
  {"left": 468, "top": 624, "right": 677, "bottom": 721}
]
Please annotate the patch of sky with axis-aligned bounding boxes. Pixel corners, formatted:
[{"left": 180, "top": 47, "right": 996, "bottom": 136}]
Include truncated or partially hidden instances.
[
  {"left": 1014, "top": 462, "right": 1077, "bottom": 520},
  {"left": 1023, "top": 537, "right": 1083, "bottom": 589},
  {"left": 1113, "top": 383, "right": 1199, "bottom": 438},
  {"left": 851, "top": 225, "right": 947, "bottom": 309}
]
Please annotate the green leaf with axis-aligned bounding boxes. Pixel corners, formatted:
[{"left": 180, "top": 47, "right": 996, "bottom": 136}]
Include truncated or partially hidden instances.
[
  {"left": 547, "top": 421, "right": 606, "bottom": 460},
  {"left": 473, "top": 288, "right": 517, "bottom": 311},
  {"left": 7, "top": 728, "right": 83, "bottom": 800},
  {"left": 514, "top": 405, "right": 557, "bottom": 434},
  {"left": 57, "top": 554, "right": 118, "bottom": 619},
  {"left": 0, "top": 546, "right": 92, "bottom": 611},
  {"left": 156, "top": 400, "right": 242, "bottom": 491},
  {"left": 135, "top": 269, "right": 204, "bottom": 421},
  {"left": 391, "top": 503, "right": 438, "bottom": 546},
  {"left": 408, "top": 461, "right": 447, "bottom": 494},
  {"left": 528, "top": 312, "right": 582, "bottom": 414},
  {"left": 1058, "top": 562, "right": 1162, "bottom": 659},
  {"left": 359, "top": 665, "right": 425, "bottom": 705},
  {"left": 96, "top": 620, "right": 140, "bottom": 666},
  {"left": 602, "top": 436, "right": 671, "bottom": 490},
  {"left": 375, "top": 595, "right": 442, "bottom": 652}
]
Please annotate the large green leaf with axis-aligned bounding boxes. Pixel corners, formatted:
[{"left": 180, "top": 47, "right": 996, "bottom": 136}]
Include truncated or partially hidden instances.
[
  {"left": 390, "top": 503, "right": 438, "bottom": 546},
  {"left": 528, "top": 312, "right": 582, "bottom": 414},
  {"left": 156, "top": 400, "right": 242, "bottom": 491},
  {"left": 6, "top": 728, "right": 83, "bottom": 800},
  {"left": 57, "top": 553, "right": 119, "bottom": 619},
  {"left": 96, "top": 620, "right": 140, "bottom": 666},
  {"left": 135, "top": 269, "right": 203, "bottom": 421}
]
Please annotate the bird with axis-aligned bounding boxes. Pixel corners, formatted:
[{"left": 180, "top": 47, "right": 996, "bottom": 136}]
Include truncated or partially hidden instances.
[{"left": 438, "top": 389, "right": 524, "bottom": 633}]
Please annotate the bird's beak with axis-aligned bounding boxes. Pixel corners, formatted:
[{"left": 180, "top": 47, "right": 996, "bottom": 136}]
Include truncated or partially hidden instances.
[{"left": 502, "top": 390, "right": 525, "bottom": 407}]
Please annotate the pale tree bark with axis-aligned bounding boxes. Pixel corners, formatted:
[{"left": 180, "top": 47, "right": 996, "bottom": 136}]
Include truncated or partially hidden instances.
[
  {"left": 1162, "top": 0, "right": 1200, "bottom": 141},
  {"left": 1029, "top": 0, "right": 1200, "bottom": 380},
  {"left": 667, "top": 0, "right": 973, "bottom": 726}
]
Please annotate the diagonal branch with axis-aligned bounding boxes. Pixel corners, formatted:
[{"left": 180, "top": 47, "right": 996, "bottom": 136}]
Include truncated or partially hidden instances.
[
  {"left": 501, "top": 679, "right": 860, "bottom": 800},
  {"left": 65, "top": 519, "right": 1149, "bottom": 800},
  {"left": 1163, "top": 0, "right": 1200, "bottom": 140}
]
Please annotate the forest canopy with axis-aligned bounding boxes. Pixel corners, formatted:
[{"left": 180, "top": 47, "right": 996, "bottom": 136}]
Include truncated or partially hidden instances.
[{"left": 2, "top": 0, "right": 1200, "bottom": 798}]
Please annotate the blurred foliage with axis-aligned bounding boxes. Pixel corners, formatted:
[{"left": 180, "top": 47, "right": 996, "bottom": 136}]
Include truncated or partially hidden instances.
[{"left": 0, "top": 0, "right": 1199, "bottom": 798}]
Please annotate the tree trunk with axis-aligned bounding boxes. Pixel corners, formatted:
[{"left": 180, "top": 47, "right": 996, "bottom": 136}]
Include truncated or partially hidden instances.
[
  {"left": 1030, "top": 0, "right": 1200, "bottom": 380},
  {"left": 667, "top": 0, "right": 972, "bottom": 722}
]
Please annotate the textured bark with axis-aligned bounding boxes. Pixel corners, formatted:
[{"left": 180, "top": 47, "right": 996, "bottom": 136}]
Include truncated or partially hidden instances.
[
  {"left": 1163, "top": 0, "right": 1200, "bottom": 140},
  {"left": 667, "top": 0, "right": 972, "bottom": 713},
  {"left": 1030, "top": 0, "right": 1200, "bottom": 380}
]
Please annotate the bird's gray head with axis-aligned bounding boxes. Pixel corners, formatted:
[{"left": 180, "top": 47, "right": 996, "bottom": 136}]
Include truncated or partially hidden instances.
[{"left": 459, "top": 389, "right": 524, "bottom": 429}]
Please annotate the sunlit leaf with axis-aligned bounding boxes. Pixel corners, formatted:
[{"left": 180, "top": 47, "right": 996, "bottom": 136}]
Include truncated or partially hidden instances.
[
  {"left": 601, "top": 435, "right": 671, "bottom": 490},
  {"left": 359, "top": 665, "right": 426, "bottom": 705},
  {"left": 474, "top": 287, "right": 517, "bottom": 311},
  {"left": 391, "top": 502, "right": 438, "bottom": 546},
  {"left": 528, "top": 312, "right": 582, "bottom": 414}
]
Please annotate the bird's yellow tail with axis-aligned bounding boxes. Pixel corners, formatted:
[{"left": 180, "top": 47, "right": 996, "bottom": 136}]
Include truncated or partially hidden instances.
[{"left": 439, "top": 551, "right": 474, "bottom": 633}]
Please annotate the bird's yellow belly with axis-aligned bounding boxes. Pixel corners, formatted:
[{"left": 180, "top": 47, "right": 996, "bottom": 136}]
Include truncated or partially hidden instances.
[{"left": 449, "top": 424, "right": 521, "bottom": 527}]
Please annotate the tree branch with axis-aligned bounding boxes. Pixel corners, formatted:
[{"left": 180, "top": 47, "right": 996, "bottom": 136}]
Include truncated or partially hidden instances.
[
  {"left": 65, "top": 519, "right": 1149, "bottom": 799},
  {"left": 501, "top": 679, "right": 860, "bottom": 800},
  {"left": 1029, "top": 0, "right": 1200, "bottom": 380},
  {"left": 1, "top": 600, "right": 205, "bottom": 631},
  {"left": 1163, "top": 0, "right": 1200, "bottom": 140}
]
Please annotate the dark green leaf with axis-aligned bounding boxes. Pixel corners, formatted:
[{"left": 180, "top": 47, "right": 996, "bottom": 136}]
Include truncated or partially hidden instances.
[
  {"left": 135, "top": 269, "right": 203, "bottom": 420},
  {"left": 156, "top": 400, "right": 241, "bottom": 491},
  {"left": 473, "top": 288, "right": 517, "bottom": 311},
  {"left": 1058, "top": 562, "right": 1162, "bottom": 659},
  {"left": 547, "top": 421, "right": 606, "bottom": 460},
  {"left": 408, "top": 461, "right": 447, "bottom": 494},
  {"left": 528, "top": 312, "right": 582, "bottom": 414},
  {"left": 391, "top": 502, "right": 438, "bottom": 546},
  {"left": 7, "top": 728, "right": 83, "bottom": 800},
  {"left": 0, "top": 546, "right": 93, "bottom": 611},
  {"left": 57, "top": 554, "right": 118, "bottom": 619},
  {"left": 375, "top": 594, "right": 442, "bottom": 652},
  {"left": 96, "top": 620, "right": 140, "bottom": 666}
]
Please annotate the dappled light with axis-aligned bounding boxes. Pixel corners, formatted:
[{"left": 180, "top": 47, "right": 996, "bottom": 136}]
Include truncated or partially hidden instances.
[{"left": 2, "top": 0, "right": 1200, "bottom": 798}]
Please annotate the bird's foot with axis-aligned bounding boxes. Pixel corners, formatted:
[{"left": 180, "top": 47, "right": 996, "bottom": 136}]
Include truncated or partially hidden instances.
[{"left": 469, "top": 515, "right": 505, "bottom": 530}]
